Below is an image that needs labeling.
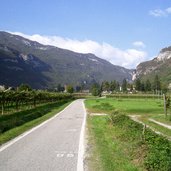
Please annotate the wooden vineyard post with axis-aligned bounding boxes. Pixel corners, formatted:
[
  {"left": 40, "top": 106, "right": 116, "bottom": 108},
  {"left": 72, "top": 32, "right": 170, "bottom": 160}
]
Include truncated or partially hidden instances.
[
  {"left": 2, "top": 103, "right": 4, "bottom": 115},
  {"left": 1, "top": 92, "right": 5, "bottom": 115},
  {"left": 142, "top": 124, "right": 146, "bottom": 142},
  {"left": 163, "top": 94, "right": 166, "bottom": 117}
]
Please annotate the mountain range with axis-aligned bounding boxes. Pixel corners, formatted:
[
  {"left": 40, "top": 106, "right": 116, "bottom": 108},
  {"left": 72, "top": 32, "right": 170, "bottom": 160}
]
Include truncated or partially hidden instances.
[
  {"left": 135, "top": 46, "right": 171, "bottom": 87},
  {"left": 0, "top": 31, "right": 133, "bottom": 89}
]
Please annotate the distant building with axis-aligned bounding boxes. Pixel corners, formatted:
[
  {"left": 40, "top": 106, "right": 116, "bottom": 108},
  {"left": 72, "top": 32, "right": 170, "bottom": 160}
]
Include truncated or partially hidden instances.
[
  {"left": 0, "top": 85, "right": 5, "bottom": 91},
  {"left": 168, "top": 83, "right": 171, "bottom": 90},
  {"left": 82, "top": 90, "right": 90, "bottom": 93}
]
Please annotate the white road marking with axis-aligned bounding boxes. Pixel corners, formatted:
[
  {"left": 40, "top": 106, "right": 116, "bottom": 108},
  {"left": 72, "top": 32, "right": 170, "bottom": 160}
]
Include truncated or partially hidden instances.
[
  {"left": 67, "top": 153, "right": 74, "bottom": 157},
  {"left": 56, "top": 154, "right": 64, "bottom": 158},
  {"left": 55, "top": 151, "right": 75, "bottom": 158},
  {"left": 55, "top": 151, "right": 66, "bottom": 153},
  {"left": 77, "top": 100, "right": 87, "bottom": 171},
  {"left": 66, "top": 129, "right": 77, "bottom": 132}
]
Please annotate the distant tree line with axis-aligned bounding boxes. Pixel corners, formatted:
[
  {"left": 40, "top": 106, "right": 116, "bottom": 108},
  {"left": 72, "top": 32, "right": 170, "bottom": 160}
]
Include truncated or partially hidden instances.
[
  {"left": 90, "top": 74, "right": 167, "bottom": 96},
  {"left": 135, "top": 75, "right": 164, "bottom": 92},
  {"left": 1, "top": 74, "right": 167, "bottom": 98}
]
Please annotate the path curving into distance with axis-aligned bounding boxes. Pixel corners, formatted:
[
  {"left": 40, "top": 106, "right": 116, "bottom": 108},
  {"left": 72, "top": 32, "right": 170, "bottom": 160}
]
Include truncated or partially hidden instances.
[{"left": 0, "top": 99, "right": 86, "bottom": 171}]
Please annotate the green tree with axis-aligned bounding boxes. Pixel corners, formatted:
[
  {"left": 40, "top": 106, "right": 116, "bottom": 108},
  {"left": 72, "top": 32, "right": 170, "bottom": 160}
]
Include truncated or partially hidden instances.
[
  {"left": 141, "top": 82, "right": 145, "bottom": 92},
  {"left": 91, "top": 83, "right": 101, "bottom": 96},
  {"left": 75, "top": 86, "right": 81, "bottom": 92},
  {"left": 122, "top": 79, "right": 127, "bottom": 92},
  {"left": 110, "top": 81, "right": 116, "bottom": 92},
  {"left": 153, "top": 75, "right": 161, "bottom": 91},
  {"left": 57, "top": 84, "right": 64, "bottom": 92},
  {"left": 135, "top": 78, "right": 141, "bottom": 91},
  {"left": 116, "top": 81, "right": 120, "bottom": 91},
  {"left": 101, "top": 81, "right": 110, "bottom": 92},
  {"left": 145, "top": 79, "right": 151, "bottom": 92},
  {"left": 66, "top": 85, "right": 74, "bottom": 93},
  {"left": 18, "top": 84, "right": 32, "bottom": 91}
]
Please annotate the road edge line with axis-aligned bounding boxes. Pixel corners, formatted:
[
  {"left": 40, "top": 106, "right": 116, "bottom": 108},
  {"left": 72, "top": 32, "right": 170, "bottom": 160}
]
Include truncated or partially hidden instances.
[
  {"left": 0, "top": 100, "right": 75, "bottom": 153},
  {"left": 77, "top": 100, "right": 87, "bottom": 171}
]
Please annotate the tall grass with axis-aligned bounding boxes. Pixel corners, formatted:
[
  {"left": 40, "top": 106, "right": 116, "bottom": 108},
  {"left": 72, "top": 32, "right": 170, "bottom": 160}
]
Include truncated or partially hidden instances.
[{"left": 87, "top": 114, "right": 144, "bottom": 171}]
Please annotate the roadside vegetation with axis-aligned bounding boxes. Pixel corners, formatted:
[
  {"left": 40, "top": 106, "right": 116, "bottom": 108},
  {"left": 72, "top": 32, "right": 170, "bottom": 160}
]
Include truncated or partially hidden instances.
[
  {"left": 87, "top": 114, "right": 144, "bottom": 171},
  {"left": 0, "top": 100, "right": 72, "bottom": 145},
  {"left": 0, "top": 87, "right": 73, "bottom": 115},
  {"left": 85, "top": 96, "right": 171, "bottom": 171},
  {"left": 0, "top": 84, "right": 74, "bottom": 145}
]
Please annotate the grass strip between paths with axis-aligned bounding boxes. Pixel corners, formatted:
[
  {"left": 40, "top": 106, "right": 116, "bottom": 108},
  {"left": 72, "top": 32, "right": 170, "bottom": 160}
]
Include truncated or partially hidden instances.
[{"left": 87, "top": 114, "right": 145, "bottom": 171}]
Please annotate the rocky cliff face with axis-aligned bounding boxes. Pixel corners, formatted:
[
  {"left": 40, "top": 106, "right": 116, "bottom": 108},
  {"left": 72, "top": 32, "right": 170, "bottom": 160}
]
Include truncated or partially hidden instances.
[
  {"left": 135, "top": 46, "right": 171, "bottom": 85},
  {"left": 0, "top": 31, "right": 133, "bottom": 89}
]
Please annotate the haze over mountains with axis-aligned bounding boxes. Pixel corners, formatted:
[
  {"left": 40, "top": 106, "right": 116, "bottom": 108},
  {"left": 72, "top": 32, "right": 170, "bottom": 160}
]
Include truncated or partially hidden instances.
[{"left": 0, "top": 31, "right": 133, "bottom": 89}]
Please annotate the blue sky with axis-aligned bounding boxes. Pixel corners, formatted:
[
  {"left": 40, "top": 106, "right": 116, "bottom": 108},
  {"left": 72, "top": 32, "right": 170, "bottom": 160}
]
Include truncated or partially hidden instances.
[{"left": 0, "top": 0, "right": 171, "bottom": 68}]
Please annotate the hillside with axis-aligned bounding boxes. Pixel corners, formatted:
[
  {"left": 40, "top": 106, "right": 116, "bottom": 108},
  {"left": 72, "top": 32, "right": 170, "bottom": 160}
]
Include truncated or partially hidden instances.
[
  {"left": 136, "top": 46, "right": 171, "bottom": 86},
  {"left": 0, "top": 31, "right": 133, "bottom": 89}
]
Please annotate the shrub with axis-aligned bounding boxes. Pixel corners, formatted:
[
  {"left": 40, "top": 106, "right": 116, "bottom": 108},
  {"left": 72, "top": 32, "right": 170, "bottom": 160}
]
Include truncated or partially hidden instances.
[
  {"left": 109, "top": 111, "right": 171, "bottom": 171},
  {"left": 144, "top": 129, "right": 171, "bottom": 171},
  {"left": 66, "top": 85, "right": 74, "bottom": 93},
  {"left": 110, "top": 110, "right": 125, "bottom": 124}
]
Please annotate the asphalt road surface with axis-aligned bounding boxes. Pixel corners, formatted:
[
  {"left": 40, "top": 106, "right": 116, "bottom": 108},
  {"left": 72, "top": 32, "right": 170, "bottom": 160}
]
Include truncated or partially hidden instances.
[{"left": 0, "top": 99, "right": 86, "bottom": 171}]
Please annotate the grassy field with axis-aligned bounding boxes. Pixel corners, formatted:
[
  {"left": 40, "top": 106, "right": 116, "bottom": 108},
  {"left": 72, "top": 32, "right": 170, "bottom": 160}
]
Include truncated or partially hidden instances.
[
  {"left": 85, "top": 97, "right": 171, "bottom": 136},
  {"left": 85, "top": 97, "right": 171, "bottom": 171},
  {"left": 86, "top": 98, "right": 164, "bottom": 115},
  {"left": 0, "top": 100, "right": 72, "bottom": 145}
]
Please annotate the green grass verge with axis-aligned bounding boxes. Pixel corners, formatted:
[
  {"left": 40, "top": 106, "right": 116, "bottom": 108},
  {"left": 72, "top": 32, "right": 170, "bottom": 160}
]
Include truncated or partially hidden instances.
[
  {"left": 87, "top": 115, "right": 145, "bottom": 171},
  {"left": 0, "top": 100, "right": 72, "bottom": 145}
]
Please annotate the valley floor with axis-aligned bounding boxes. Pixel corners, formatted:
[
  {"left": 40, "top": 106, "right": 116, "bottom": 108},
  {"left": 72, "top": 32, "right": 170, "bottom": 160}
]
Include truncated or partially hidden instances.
[{"left": 84, "top": 97, "right": 171, "bottom": 171}]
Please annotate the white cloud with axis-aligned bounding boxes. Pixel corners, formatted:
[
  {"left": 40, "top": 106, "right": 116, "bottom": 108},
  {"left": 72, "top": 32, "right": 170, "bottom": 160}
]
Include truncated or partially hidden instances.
[
  {"left": 149, "top": 9, "right": 166, "bottom": 17},
  {"left": 166, "top": 7, "right": 171, "bottom": 13},
  {"left": 149, "top": 7, "right": 171, "bottom": 17},
  {"left": 133, "top": 41, "right": 146, "bottom": 48},
  {"left": 10, "top": 31, "right": 147, "bottom": 69}
]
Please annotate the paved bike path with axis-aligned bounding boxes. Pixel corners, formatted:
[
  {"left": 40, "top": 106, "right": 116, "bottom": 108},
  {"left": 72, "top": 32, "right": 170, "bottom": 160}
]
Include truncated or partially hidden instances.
[{"left": 0, "top": 99, "right": 86, "bottom": 171}]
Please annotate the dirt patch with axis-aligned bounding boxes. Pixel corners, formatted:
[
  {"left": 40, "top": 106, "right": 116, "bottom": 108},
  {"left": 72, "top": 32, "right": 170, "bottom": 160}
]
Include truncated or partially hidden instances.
[{"left": 89, "top": 113, "right": 108, "bottom": 116}]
